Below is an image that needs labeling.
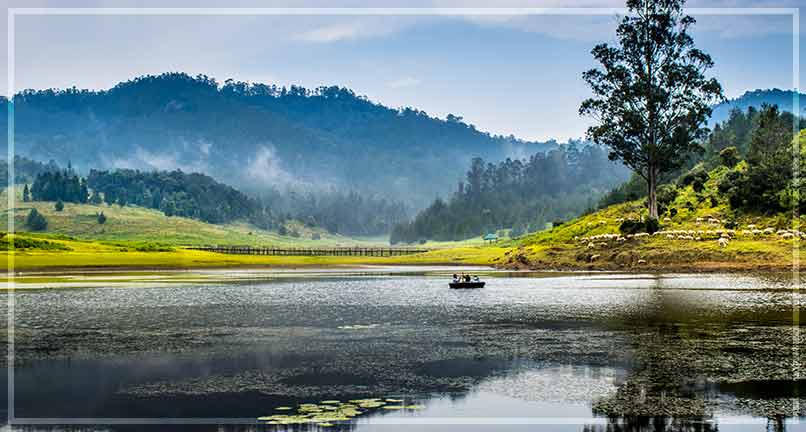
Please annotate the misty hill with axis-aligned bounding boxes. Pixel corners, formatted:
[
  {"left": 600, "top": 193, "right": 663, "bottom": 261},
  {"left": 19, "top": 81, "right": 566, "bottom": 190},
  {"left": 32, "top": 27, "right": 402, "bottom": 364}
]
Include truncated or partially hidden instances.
[
  {"left": 710, "top": 88, "right": 806, "bottom": 126},
  {"left": 1, "top": 73, "right": 556, "bottom": 207}
]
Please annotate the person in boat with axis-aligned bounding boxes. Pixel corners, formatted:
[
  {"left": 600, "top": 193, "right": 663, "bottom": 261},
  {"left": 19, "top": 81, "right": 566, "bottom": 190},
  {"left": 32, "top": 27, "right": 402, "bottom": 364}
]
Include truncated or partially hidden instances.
[
  {"left": 472, "top": 275, "right": 480, "bottom": 282},
  {"left": 463, "top": 274, "right": 471, "bottom": 283},
  {"left": 452, "top": 274, "right": 459, "bottom": 283}
]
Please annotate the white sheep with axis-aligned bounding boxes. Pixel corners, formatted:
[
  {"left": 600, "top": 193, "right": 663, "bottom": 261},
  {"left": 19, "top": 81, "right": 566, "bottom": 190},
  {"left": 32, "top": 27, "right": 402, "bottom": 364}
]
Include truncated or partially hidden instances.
[{"left": 718, "top": 237, "right": 729, "bottom": 248}]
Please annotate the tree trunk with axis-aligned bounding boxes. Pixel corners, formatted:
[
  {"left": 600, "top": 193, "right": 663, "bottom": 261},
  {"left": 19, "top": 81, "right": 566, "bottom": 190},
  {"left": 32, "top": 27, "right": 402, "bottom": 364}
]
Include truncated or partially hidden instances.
[{"left": 647, "top": 167, "right": 658, "bottom": 220}]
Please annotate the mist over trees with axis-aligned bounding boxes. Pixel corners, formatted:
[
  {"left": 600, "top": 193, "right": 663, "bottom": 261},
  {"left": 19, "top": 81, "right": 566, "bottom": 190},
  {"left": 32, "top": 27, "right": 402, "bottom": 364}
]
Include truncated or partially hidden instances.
[
  {"left": 85, "top": 169, "right": 271, "bottom": 226},
  {"left": 260, "top": 189, "right": 409, "bottom": 237},
  {"left": 0, "top": 156, "right": 60, "bottom": 187},
  {"left": 0, "top": 72, "right": 557, "bottom": 209},
  {"left": 391, "top": 143, "right": 629, "bottom": 243}
]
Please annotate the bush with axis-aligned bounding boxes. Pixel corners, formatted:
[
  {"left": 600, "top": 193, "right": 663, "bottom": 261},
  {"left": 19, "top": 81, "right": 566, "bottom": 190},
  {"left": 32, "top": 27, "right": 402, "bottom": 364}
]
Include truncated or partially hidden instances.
[
  {"left": 679, "top": 168, "right": 710, "bottom": 193},
  {"left": 724, "top": 219, "right": 738, "bottom": 229},
  {"left": 657, "top": 184, "right": 678, "bottom": 206},
  {"left": 26, "top": 209, "right": 48, "bottom": 231},
  {"left": 645, "top": 217, "right": 660, "bottom": 234},
  {"left": 552, "top": 220, "right": 564, "bottom": 227},
  {"left": 619, "top": 219, "right": 645, "bottom": 235},
  {"left": 619, "top": 217, "right": 660, "bottom": 235},
  {"left": 277, "top": 225, "right": 288, "bottom": 236},
  {"left": 54, "top": 200, "right": 64, "bottom": 212},
  {"left": 710, "top": 196, "right": 718, "bottom": 207},
  {"left": 669, "top": 208, "right": 678, "bottom": 218},
  {"left": 311, "top": 232, "right": 321, "bottom": 240},
  {"left": 719, "top": 146, "right": 740, "bottom": 168},
  {"left": 97, "top": 211, "right": 107, "bottom": 224}
]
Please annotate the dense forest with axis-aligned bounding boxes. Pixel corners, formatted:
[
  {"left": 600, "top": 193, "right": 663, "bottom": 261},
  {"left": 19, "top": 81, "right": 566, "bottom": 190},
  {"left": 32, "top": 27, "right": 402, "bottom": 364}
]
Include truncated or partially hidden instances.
[
  {"left": 26, "top": 164, "right": 408, "bottom": 236},
  {"left": 86, "top": 169, "right": 270, "bottom": 225},
  {"left": 29, "top": 167, "right": 273, "bottom": 227},
  {"left": 391, "top": 143, "right": 629, "bottom": 243},
  {"left": 0, "top": 156, "right": 60, "bottom": 187},
  {"left": 262, "top": 189, "right": 409, "bottom": 237},
  {"left": 0, "top": 72, "right": 556, "bottom": 208},
  {"left": 597, "top": 104, "right": 806, "bottom": 216}
]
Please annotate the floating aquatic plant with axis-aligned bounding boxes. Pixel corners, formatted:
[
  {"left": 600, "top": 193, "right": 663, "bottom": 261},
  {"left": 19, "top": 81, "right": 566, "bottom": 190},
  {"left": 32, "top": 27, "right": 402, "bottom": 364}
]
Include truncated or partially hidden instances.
[{"left": 258, "top": 396, "right": 424, "bottom": 425}]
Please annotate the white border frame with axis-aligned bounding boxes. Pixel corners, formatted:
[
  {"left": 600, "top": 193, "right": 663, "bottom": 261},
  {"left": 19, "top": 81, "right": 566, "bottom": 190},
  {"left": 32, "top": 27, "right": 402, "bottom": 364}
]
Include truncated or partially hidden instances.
[{"left": 5, "top": 6, "right": 801, "bottom": 427}]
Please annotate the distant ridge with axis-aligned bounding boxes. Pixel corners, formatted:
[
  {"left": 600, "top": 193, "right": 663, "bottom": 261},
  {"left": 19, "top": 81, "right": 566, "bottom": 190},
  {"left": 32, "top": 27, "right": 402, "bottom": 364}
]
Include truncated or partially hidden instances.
[
  {"left": 0, "top": 72, "right": 559, "bottom": 207},
  {"left": 710, "top": 88, "right": 806, "bottom": 126}
]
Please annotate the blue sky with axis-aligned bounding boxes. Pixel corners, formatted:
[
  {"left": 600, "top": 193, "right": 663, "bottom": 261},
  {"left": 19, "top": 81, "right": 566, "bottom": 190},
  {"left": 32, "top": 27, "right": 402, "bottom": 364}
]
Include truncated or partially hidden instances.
[{"left": 2, "top": 0, "right": 804, "bottom": 141}]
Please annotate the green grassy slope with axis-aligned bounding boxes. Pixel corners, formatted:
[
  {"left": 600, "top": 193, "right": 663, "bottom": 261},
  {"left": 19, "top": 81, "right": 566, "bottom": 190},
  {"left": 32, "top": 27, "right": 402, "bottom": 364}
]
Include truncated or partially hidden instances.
[
  {"left": 0, "top": 187, "right": 383, "bottom": 247},
  {"left": 494, "top": 163, "right": 800, "bottom": 271}
]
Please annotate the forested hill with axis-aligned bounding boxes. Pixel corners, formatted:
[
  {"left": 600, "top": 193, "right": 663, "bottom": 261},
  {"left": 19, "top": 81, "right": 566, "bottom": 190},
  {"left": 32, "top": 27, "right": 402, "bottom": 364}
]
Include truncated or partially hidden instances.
[
  {"left": 392, "top": 143, "right": 629, "bottom": 243},
  {"left": 0, "top": 72, "right": 556, "bottom": 207},
  {"left": 711, "top": 89, "right": 806, "bottom": 126}
]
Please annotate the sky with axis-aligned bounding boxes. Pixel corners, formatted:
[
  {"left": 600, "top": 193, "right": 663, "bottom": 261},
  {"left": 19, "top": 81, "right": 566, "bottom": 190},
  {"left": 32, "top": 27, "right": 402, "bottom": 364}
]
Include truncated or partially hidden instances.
[{"left": 1, "top": 0, "right": 804, "bottom": 142}]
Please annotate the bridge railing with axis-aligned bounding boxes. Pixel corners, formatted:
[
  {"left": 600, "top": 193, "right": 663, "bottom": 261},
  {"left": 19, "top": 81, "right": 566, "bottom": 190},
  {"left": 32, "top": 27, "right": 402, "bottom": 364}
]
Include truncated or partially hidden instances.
[{"left": 184, "top": 246, "right": 430, "bottom": 257}]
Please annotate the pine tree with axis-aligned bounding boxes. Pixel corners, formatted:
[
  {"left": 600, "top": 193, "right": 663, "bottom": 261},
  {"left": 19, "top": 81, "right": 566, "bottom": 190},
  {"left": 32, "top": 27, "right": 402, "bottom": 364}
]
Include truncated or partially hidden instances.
[
  {"left": 97, "top": 211, "right": 107, "bottom": 225},
  {"left": 54, "top": 199, "right": 64, "bottom": 212},
  {"left": 22, "top": 184, "right": 30, "bottom": 202},
  {"left": 26, "top": 208, "right": 48, "bottom": 231}
]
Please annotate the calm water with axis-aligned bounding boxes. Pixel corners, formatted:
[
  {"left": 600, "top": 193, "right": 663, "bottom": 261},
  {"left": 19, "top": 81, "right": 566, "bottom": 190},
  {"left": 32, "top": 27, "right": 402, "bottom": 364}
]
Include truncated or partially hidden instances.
[{"left": 1, "top": 267, "right": 805, "bottom": 431}]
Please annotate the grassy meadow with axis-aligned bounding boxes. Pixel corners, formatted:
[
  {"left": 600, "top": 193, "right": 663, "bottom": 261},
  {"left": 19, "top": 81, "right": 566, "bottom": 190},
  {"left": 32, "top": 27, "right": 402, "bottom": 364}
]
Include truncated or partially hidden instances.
[
  {"left": 499, "top": 164, "right": 801, "bottom": 271},
  {"left": 0, "top": 186, "right": 385, "bottom": 247},
  {"left": 2, "top": 162, "right": 802, "bottom": 273}
]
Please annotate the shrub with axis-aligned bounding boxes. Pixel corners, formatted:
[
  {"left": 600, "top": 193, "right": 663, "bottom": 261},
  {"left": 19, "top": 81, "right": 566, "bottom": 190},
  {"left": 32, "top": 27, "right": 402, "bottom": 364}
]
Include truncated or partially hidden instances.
[
  {"left": 619, "top": 219, "right": 645, "bottom": 235},
  {"left": 719, "top": 146, "right": 740, "bottom": 168},
  {"left": 657, "top": 184, "right": 678, "bottom": 206},
  {"left": 724, "top": 219, "right": 738, "bottom": 229},
  {"left": 619, "top": 218, "right": 660, "bottom": 235},
  {"left": 669, "top": 208, "right": 678, "bottom": 218},
  {"left": 97, "top": 212, "right": 107, "bottom": 224},
  {"left": 54, "top": 200, "right": 64, "bottom": 212},
  {"left": 645, "top": 217, "right": 660, "bottom": 234},
  {"left": 552, "top": 220, "right": 564, "bottom": 227},
  {"left": 679, "top": 167, "right": 710, "bottom": 192},
  {"left": 311, "top": 232, "right": 321, "bottom": 240},
  {"left": 277, "top": 225, "right": 288, "bottom": 236},
  {"left": 710, "top": 196, "right": 719, "bottom": 207},
  {"left": 26, "top": 209, "right": 48, "bottom": 231}
]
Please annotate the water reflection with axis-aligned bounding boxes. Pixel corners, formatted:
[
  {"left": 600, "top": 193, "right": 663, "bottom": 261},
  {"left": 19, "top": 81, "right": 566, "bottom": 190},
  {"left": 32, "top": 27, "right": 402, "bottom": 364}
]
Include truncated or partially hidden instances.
[{"left": 1, "top": 270, "right": 804, "bottom": 431}]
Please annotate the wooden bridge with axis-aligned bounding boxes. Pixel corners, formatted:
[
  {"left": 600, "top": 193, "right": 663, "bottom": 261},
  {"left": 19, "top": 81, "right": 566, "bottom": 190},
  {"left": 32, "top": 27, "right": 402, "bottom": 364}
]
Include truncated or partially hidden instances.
[{"left": 186, "top": 246, "right": 431, "bottom": 257}]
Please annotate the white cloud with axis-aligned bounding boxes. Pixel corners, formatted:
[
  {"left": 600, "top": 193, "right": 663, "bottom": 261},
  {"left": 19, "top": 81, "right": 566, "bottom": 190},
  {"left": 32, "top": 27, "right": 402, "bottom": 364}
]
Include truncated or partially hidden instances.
[
  {"left": 246, "top": 144, "right": 295, "bottom": 185},
  {"left": 298, "top": 22, "right": 364, "bottom": 43},
  {"left": 387, "top": 76, "right": 421, "bottom": 89}
]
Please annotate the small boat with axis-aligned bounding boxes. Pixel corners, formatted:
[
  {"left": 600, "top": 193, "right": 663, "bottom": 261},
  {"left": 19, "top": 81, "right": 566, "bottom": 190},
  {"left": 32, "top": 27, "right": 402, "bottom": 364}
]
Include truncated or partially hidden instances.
[{"left": 449, "top": 281, "right": 485, "bottom": 289}]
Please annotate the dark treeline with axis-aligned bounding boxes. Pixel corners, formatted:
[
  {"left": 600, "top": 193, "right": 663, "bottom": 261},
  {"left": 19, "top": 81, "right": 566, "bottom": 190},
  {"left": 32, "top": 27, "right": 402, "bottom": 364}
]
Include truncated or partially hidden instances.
[
  {"left": 2, "top": 72, "right": 557, "bottom": 209},
  {"left": 86, "top": 169, "right": 271, "bottom": 225},
  {"left": 597, "top": 104, "right": 806, "bottom": 215},
  {"left": 265, "top": 190, "right": 409, "bottom": 237},
  {"left": 30, "top": 167, "right": 274, "bottom": 227},
  {"left": 30, "top": 169, "right": 88, "bottom": 203},
  {"left": 391, "top": 144, "right": 629, "bottom": 243},
  {"left": 0, "top": 156, "right": 60, "bottom": 187},
  {"left": 713, "top": 105, "right": 806, "bottom": 213},
  {"left": 28, "top": 164, "right": 407, "bottom": 236}
]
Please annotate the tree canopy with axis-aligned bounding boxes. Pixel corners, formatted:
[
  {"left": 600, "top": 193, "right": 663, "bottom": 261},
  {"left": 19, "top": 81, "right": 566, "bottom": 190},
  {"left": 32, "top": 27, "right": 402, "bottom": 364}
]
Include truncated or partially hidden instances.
[{"left": 580, "top": 0, "right": 723, "bottom": 219}]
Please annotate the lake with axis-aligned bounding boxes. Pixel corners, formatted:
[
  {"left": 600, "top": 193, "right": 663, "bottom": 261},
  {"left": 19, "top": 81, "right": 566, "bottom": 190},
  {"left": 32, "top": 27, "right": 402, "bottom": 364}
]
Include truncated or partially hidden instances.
[{"left": 1, "top": 267, "right": 804, "bottom": 431}]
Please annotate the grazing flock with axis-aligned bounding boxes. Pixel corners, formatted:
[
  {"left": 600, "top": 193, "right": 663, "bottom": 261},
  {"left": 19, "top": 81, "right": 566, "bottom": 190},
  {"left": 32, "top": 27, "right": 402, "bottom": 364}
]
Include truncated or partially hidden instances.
[{"left": 575, "top": 216, "right": 802, "bottom": 250}]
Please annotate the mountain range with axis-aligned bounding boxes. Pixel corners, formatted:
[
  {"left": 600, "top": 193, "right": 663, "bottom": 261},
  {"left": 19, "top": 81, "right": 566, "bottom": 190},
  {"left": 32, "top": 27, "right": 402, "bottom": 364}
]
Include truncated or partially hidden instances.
[
  {"left": 0, "top": 73, "right": 556, "bottom": 207},
  {"left": 0, "top": 74, "right": 801, "bottom": 209}
]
